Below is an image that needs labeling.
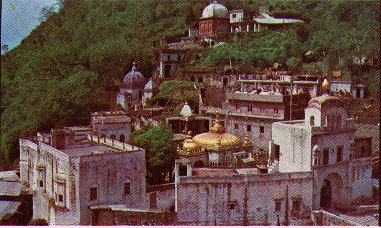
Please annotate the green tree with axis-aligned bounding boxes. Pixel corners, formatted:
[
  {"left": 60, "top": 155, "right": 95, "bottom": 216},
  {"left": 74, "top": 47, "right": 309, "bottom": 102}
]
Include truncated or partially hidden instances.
[{"left": 130, "top": 125, "right": 175, "bottom": 185}]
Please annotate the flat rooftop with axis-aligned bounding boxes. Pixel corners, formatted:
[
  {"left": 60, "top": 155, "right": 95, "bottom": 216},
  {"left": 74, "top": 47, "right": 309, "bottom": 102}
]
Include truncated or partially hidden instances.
[{"left": 61, "top": 144, "right": 121, "bottom": 157}]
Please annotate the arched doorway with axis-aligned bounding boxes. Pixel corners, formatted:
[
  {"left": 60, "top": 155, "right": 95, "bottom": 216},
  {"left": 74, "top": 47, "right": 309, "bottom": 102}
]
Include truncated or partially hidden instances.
[
  {"left": 319, "top": 172, "right": 343, "bottom": 209},
  {"left": 320, "top": 179, "right": 332, "bottom": 208}
]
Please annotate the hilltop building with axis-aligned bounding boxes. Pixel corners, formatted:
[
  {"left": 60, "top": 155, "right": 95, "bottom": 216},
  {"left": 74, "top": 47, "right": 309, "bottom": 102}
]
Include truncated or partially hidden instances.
[
  {"left": 230, "top": 10, "right": 304, "bottom": 33},
  {"left": 198, "top": 1, "right": 229, "bottom": 38},
  {"left": 117, "top": 62, "right": 146, "bottom": 111}
]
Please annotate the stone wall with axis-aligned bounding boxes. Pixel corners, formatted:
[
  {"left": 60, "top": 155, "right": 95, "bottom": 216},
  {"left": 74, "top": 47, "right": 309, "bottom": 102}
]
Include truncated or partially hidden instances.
[
  {"left": 176, "top": 172, "right": 313, "bottom": 225},
  {"left": 91, "top": 207, "right": 177, "bottom": 225},
  {"left": 78, "top": 150, "right": 147, "bottom": 224}
]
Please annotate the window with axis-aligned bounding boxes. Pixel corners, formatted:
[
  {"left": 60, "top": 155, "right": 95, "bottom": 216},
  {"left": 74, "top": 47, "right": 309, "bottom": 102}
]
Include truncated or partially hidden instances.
[
  {"left": 274, "top": 107, "right": 279, "bottom": 115},
  {"left": 234, "top": 123, "right": 239, "bottom": 130},
  {"left": 310, "top": 116, "right": 315, "bottom": 126},
  {"left": 179, "top": 164, "right": 187, "bottom": 176},
  {"left": 39, "top": 180, "right": 44, "bottom": 188},
  {"left": 229, "top": 203, "right": 235, "bottom": 210},
  {"left": 232, "top": 13, "right": 237, "bottom": 18},
  {"left": 323, "top": 148, "right": 329, "bottom": 165},
  {"left": 190, "top": 76, "right": 195, "bottom": 82},
  {"left": 260, "top": 106, "right": 264, "bottom": 113},
  {"left": 292, "top": 199, "right": 301, "bottom": 212},
  {"left": 324, "top": 116, "right": 328, "bottom": 127},
  {"left": 236, "top": 104, "right": 239, "bottom": 111},
  {"left": 198, "top": 77, "right": 203, "bottom": 83},
  {"left": 259, "top": 126, "right": 264, "bottom": 134},
  {"left": 337, "top": 146, "right": 343, "bottom": 163},
  {"left": 275, "top": 201, "right": 282, "bottom": 212},
  {"left": 247, "top": 125, "right": 251, "bottom": 132},
  {"left": 124, "top": 183, "right": 131, "bottom": 195},
  {"left": 90, "top": 187, "right": 97, "bottom": 200},
  {"left": 248, "top": 105, "right": 253, "bottom": 113},
  {"left": 274, "top": 144, "right": 280, "bottom": 160},
  {"left": 110, "top": 134, "right": 116, "bottom": 140},
  {"left": 119, "top": 134, "right": 125, "bottom": 143},
  {"left": 58, "top": 194, "right": 64, "bottom": 202}
]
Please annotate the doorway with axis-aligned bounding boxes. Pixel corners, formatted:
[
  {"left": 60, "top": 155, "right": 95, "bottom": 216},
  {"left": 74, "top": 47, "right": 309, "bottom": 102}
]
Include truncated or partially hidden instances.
[{"left": 320, "top": 179, "right": 332, "bottom": 208}]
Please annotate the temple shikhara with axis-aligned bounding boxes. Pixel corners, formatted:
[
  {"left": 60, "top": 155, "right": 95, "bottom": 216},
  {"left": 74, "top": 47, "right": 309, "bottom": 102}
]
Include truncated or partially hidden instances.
[{"left": 1, "top": 1, "right": 378, "bottom": 226}]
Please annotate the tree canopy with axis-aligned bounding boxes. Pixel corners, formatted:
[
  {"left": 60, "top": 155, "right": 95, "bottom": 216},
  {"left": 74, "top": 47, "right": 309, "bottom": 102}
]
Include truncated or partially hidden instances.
[{"left": 129, "top": 125, "right": 175, "bottom": 185}]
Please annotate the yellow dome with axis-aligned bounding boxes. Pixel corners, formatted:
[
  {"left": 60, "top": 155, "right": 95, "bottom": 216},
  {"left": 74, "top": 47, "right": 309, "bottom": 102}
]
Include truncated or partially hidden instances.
[
  {"left": 322, "top": 78, "right": 331, "bottom": 92},
  {"left": 192, "top": 122, "right": 243, "bottom": 150}
]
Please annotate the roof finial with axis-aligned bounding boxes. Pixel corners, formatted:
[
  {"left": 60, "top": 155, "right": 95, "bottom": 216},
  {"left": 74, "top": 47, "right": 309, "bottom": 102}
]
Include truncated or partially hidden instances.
[
  {"left": 322, "top": 78, "right": 331, "bottom": 94},
  {"left": 132, "top": 62, "right": 137, "bottom": 71}
]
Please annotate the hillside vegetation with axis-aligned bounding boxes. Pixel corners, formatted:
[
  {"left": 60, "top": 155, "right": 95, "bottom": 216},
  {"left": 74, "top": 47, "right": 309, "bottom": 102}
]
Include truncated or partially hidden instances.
[{"left": 1, "top": 0, "right": 379, "bottom": 166}]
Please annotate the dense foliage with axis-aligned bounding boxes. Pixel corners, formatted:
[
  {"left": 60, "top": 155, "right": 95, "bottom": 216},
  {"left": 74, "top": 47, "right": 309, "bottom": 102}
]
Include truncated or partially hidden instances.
[
  {"left": 129, "top": 125, "right": 175, "bottom": 185},
  {"left": 1, "top": 0, "right": 380, "bottom": 166}
]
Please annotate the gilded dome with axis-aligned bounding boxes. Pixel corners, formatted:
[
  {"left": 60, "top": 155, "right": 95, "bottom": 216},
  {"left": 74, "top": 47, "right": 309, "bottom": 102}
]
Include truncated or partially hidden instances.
[
  {"left": 123, "top": 62, "right": 146, "bottom": 89},
  {"left": 192, "top": 122, "right": 243, "bottom": 150},
  {"left": 202, "top": 1, "right": 229, "bottom": 19}
]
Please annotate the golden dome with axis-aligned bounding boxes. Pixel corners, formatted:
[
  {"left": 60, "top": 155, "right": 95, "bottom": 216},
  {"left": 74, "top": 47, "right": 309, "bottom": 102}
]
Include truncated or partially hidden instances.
[
  {"left": 192, "top": 122, "right": 243, "bottom": 150},
  {"left": 322, "top": 78, "right": 330, "bottom": 92}
]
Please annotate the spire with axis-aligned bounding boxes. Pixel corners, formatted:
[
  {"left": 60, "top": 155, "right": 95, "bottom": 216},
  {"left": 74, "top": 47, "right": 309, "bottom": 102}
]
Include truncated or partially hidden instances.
[{"left": 132, "top": 62, "right": 137, "bottom": 71}]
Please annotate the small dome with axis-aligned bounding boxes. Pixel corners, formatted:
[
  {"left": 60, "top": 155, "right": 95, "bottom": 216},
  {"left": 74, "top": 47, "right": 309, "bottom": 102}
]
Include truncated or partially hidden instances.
[
  {"left": 202, "top": 1, "right": 228, "bottom": 19},
  {"left": 322, "top": 78, "right": 331, "bottom": 93},
  {"left": 180, "top": 102, "right": 193, "bottom": 117},
  {"left": 123, "top": 62, "right": 146, "bottom": 89}
]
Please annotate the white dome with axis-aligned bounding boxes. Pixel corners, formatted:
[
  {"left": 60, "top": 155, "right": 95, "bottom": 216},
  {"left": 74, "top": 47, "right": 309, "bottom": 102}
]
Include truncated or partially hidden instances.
[
  {"left": 180, "top": 102, "right": 193, "bottom": 117},
  {"left": 202, "top": 1, "right": 228, "bottom": 19}
]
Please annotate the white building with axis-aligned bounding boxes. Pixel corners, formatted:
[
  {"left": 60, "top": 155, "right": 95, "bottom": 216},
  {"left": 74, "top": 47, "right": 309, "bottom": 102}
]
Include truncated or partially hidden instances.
[
  {"left": 19, "top": 129, "right": 148, "bottom": 225},
  {"left": 271, "top": 80, "right": 373, "bottom": 209}
]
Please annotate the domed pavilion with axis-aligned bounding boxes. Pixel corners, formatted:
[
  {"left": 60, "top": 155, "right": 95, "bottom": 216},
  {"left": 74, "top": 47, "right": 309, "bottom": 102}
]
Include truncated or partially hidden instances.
[
  {"left": 198, "top": 1, "right": 229, "bottom": 37},
  {"left": 117, "top": 62, "right": 146, "bottom": 111},
  {"left": 177, "top": 121, "right": 255, "bottom": 167}
]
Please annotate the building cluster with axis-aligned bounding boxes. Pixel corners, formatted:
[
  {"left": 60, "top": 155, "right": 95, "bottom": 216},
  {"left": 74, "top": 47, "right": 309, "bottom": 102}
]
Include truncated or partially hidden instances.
[{"left": 1, "top": 1, "right": 379, "bottom": 226}]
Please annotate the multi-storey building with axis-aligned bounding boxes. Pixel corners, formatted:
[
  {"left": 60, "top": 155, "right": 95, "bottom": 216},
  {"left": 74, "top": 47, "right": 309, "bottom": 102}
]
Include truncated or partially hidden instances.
[{"left": 19, "top": 128, "right": 147, "bottom": 225}]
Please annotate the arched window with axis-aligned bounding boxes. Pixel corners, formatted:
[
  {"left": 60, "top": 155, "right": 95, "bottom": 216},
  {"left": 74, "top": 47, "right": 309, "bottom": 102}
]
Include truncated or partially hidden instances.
[
  {"left": 190, "top": 76, "right": 195, "bottom": 82},
  {"left": 119, "top": 134, "right": 125, "bottom": 143},
  {"left": 198, "top": 77, "right": 204, "bottom": 83},
  {"left": 110, "top": 134, "right": 116, "bottom": 140},
  {"left": 310, "top": 116, "right": 315, "bottom": 126}
]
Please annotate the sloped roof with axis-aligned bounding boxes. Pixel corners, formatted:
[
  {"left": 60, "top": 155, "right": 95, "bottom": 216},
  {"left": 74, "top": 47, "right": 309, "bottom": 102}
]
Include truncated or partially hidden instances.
[{"left": 254, "top": 13, "right": 304, "bottom": 25}]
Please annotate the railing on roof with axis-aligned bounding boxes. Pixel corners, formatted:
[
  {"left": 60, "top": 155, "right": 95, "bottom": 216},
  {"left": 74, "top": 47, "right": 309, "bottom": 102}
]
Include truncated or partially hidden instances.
[{"left": 86, "top": 134, "right": 141, "bottom": 152}]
